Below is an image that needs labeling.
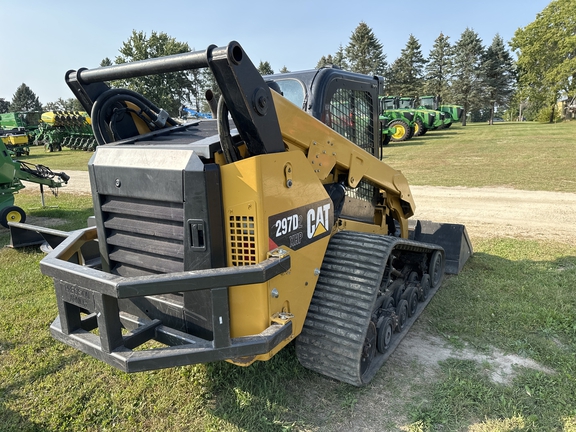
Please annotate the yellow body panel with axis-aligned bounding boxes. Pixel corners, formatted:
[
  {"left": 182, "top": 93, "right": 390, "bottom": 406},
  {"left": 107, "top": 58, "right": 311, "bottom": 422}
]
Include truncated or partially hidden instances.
[{"left": 220, "top": 151, "right": 332, "bottom": 363}]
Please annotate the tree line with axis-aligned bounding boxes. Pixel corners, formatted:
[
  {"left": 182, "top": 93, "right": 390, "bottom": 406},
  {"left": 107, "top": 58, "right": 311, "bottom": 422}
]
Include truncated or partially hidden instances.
[
  {"left": 316, "top": 23, "right": 515, "bottom": 125},
  {"left": 1, "top": 0, "right": 573, "bottom": 124}
]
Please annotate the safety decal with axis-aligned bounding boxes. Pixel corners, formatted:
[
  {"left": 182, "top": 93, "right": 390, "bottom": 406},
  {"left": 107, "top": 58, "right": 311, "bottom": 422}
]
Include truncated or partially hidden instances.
[{"left": 268, "top": 198, "right": 333, "bottom": 251}]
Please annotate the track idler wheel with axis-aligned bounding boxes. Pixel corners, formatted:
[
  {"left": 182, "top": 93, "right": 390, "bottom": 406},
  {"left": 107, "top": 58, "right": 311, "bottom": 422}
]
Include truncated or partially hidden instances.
[
  {"left": 429, "top": 250, "right": 445, "bottom": 289},
  {"left": 360, "top": 321, "right": 378, "bottom": 377}
]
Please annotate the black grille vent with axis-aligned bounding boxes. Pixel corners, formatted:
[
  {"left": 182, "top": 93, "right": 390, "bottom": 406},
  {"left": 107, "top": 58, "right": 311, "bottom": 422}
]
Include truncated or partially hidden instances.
[{"left": 100, "top": 195, "right": 185, "bottom": 276}]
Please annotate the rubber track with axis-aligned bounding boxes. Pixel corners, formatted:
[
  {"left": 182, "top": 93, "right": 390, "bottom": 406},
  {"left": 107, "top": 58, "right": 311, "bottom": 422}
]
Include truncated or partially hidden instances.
[{"left": 295, "top": 230, "right": 442, "bottom": 386}]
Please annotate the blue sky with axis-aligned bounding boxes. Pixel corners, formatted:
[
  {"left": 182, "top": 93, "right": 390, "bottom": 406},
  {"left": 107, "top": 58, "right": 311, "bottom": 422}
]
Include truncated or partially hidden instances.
[{"left": 1, "top": 0, "right": 551, "bottom": 105}]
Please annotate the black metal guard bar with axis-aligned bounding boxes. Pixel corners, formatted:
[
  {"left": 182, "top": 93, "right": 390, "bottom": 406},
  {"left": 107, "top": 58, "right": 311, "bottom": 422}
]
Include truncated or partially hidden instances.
[
  {"left": 40, "top": 226, "right": 291, "bottom": 299},
  {"left": 70, "top": 46, "right": 217, "bottom": 84},
  {"left": 50, "top": 315, "right": 293, "bottom": 372}
]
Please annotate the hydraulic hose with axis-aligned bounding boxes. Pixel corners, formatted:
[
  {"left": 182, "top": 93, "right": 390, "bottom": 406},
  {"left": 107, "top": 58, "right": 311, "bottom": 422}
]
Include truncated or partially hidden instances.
[
  {"left": 217, "top": 95, "right": 239, "bottom": 164},
  {"left": 91, "top": 89, "right": 177, "bottom": 145}
]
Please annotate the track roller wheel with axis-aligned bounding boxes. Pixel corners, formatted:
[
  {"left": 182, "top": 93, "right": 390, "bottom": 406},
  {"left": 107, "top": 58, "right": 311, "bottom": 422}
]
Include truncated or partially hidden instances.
[
  {"left": 1, "top": 206, "right": 26, "bottom": 228},
  {"left": 376, "top": 316, "right": 394, "bottom": 353},
  {"left": 382, "top": 295, "right": 394, "bottom": 312},
  {"left": 429, "top": 250, "right": 445, "bottom": 290},
  {"left": 419, "top": 274, "right": 431, "bottom": 300},
  {"left": 404, "top": 287, "right": 418, "bottom": 317},
  {"left": 395, "top": 299, "right": 408, "bottom": 332},
  {"left": 408, "top": 271, "right": 419, "bottom": 283}
]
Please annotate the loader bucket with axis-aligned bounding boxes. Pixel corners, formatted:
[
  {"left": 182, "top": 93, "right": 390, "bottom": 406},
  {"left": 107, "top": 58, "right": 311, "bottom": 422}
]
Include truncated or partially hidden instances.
[{"left": 409, "top": 220, "right": 473, "bottom": 274}]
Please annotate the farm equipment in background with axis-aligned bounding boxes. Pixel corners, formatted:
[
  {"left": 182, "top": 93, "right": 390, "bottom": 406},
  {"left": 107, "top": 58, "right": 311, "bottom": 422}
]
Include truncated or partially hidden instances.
[
  {"left": 0, "top": 138, "right": 69, "bottom": 228},
  {"left": 397, "top": 96, "right": 452, "bottom": 133},
  {"left": 384, "top": 96, "right": 439, "bottom": 137},
  {"left": 0, "top": 111, "right": 42, "bottom": 156},
  {"left": 0, "top": 128, "right": 30, "bottom": 156},
  {"left": 0, "top": 110, "right": 97, "bottom": 153},
  {"left": 418, "top": 95, "right": 464, "bottom": 125},
  {"left": 379, "top": 97, "right": 416, "bottom": 142},
  {"left": 36, "top": 111, "right": 97, "bottom": 152},
  {"left": 34, "top": 41, "right": 471, "bottom": 386}
]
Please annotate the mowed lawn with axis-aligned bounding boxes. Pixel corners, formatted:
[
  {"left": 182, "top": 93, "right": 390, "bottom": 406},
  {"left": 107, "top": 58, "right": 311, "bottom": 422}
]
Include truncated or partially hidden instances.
[{"left": 1, "top": 121, "right": 576, "bottom": 431}]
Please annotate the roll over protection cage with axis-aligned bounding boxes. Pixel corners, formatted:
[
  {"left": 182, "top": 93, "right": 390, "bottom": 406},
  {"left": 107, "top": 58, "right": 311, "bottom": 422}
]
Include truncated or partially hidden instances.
[{"left": 65, "top": 41, "right": 286, "bottom": 156}]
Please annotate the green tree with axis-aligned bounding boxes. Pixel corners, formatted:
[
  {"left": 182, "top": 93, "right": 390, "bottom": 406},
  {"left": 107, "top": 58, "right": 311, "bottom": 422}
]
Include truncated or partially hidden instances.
[
  {"left": 10, "top": 83, "right": 42, "bottom": 112},
  {"left": 0, "top": 98, "right": 10, "bottom": 113},
  {"left": 387, "top": 34, "right": 427, "bottom": 96},
  {"left": 451, "top": 28, "right": 484, "bottom": 125},
  {"left": 100, "top": 57, "right": 113, "bottom": 67},
  {"left": 345, "top": 22, "right": 387, "bottom": 76},
  {"left": 481, "top": 34, "right": 516, "bottom": 124},
  {"left": 279, "top": 66, "right": 290, "bottom": 73},
  {"left": 510, "top": 0, "right": 576, "bottom": 123},
  {"left": 44, "top": 97, "right": 84, "bottom": 112},
  {"left": 316, "top": 44, "right": 349, "bottom": 70},
  {"left": 423, "top": 32, "right": 453, "bottom": 99},
  {"left": 257, "top": 61, "right": 274, "bottom": 75},
  {"left": 316, "top": 54, "right": 335, "bottom": 69},
  {"left": 333, "top": 44, "right": 349, "bottom": 70},
  {"left": 112, "top": 30, "right": 193, "bottom": 116}
]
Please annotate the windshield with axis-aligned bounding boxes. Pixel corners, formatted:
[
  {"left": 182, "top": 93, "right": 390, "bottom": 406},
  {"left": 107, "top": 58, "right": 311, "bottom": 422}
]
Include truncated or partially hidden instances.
[{"left": 270, "top": 79, "right": 306, "bottom": 109}]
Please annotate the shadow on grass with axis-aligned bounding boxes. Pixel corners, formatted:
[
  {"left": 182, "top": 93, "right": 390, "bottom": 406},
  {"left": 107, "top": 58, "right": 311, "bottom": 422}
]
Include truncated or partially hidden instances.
[
  {"left": 385, "top": 140, "right": 426, "bottom": 148},
  {"left": 0, "top": 349, "right": 86, "bottom": 431},
  {"left": 0, "top": 406, "right": 48, "bottom": 432},
  {"left": 199, "top": 342, "right": 347, "bottom": 431}
]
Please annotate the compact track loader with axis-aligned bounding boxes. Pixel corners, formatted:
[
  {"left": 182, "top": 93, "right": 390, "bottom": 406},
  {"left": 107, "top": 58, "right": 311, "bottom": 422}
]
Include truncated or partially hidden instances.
[{"left": 39, "top": 41, "right": 471, "bottom": 386}]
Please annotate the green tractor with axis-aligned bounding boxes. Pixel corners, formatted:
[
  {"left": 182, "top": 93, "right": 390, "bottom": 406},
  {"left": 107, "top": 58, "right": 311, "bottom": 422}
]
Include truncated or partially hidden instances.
[
  {"left": 419, "top": 95, "right": 463, "bottom": 125},
  {"left": 395, "top": 96, "right": 450, "bottom": 136},
  {"left": 0, "top": 138, "right": 69, "bottom": 228},
  {"left": 379, "top": 97, "right": 416, "bottom": 142}
]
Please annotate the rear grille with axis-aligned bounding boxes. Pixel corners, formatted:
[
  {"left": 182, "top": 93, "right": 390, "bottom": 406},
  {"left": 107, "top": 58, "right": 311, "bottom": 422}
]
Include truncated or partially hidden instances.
[
  {"left": 228, "top": 215, "right": 258, "bottom": 266},
  {"left": 100, "top": 195, "right": 184, "bottom": 276}
]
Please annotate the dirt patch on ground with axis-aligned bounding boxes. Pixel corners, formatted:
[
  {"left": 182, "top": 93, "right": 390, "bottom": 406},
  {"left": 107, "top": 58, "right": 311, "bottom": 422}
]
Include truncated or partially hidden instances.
[
  {"left": 47, "top": 172, "right": 576, "bottom": 244},
  {"left": 411, "top": 185, "right": 576, "bottom": 245}
]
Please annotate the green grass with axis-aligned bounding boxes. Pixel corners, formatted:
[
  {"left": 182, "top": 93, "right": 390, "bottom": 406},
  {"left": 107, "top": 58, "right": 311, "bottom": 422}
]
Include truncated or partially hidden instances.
[
  {"left": 16, "top": 145, "right": 93, "bottom": 171},
  {"left": 406, "top": 239, "right": 576, "bottom": 431},
  {"left": 2, "top": 121, "right": 576, "bottom": 431},
  {"left": 384, "top": 122, "right": 576, "bottom": 193}
]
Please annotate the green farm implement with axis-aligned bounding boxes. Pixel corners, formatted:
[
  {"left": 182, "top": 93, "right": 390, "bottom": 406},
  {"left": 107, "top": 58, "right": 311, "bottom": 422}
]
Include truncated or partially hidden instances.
[{"left": 0, "top": 138, "right": 69, "bottom": 228}]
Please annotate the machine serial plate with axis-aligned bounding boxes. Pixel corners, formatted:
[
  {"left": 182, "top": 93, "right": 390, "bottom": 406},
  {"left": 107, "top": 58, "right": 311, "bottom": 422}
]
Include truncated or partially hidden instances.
[
  {"left": 268, "top": 198, "right": 333, "bottom": 251},
  {"left": 61, "top": 283, "right": 96, "bottom": 310}
]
